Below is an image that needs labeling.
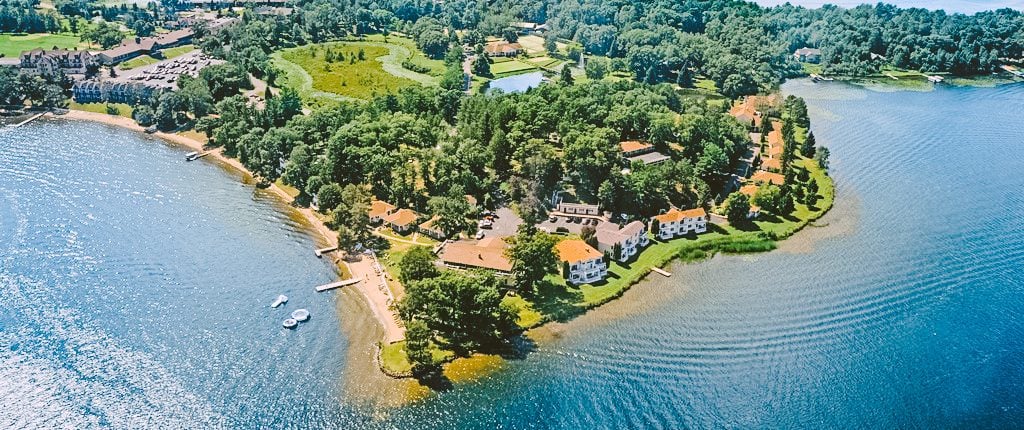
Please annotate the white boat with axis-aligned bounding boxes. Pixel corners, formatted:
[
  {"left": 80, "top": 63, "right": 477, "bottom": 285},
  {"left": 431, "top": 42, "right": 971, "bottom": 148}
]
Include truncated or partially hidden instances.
[
  {"left": 271, "top": 294, "right": 288, "bottom": 308},
  {"left": 282, "top": 318, "right": 298, "bottom": 329},
  {"left": 291, "top": 309, "right": 310, "bottom": 322},
  {"left": 185, "top": 151, "right": 199, "bottom": 161}
]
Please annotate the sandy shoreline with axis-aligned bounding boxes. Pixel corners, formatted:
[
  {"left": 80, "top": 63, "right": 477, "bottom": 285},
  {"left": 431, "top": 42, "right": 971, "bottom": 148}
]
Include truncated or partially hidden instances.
[{"left": 58, "top": 109, "right": 405, "bottom": 346}]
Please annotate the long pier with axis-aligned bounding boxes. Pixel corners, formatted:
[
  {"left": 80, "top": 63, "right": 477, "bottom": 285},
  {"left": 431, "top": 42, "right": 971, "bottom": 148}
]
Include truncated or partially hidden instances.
[
  {"left": 315, "top": 278, "right": 361, "bottom": 292},
  {"left": 185, "top": 151, "right": 213, "bottom": 161},
  {"left": 314, "top": 246, "right": 338, "bottom": 258},
  {"left": 6, "top": 112, "right": 46, "bottom": 128}
]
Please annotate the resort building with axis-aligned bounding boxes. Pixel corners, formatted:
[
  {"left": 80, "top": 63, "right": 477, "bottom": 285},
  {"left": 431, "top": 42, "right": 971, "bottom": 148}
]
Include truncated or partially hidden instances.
[
  {"left": 484, "top": 41, "right": 523, "bottom": 57},
  {"left": 383, "top": 208, "right": 419, "bottom": 234},
  {"left": 556, "top": 239, "right": 608, "bottom": 285},
  {"left": 794, "top": 47, "right": 821, "bottom": 63},
  {"left": 96, "top": 30, "right": 195, "bottom": 65},
  {"left": 96, "top": 38, "right": 158, "bottom": 65},
  {"left": 556, "top": 202, "right": 600, "bottom": 216},
  {"left": 760, "top": 157, "right": 782, "bottom": 173},
  {"left": 418, "top": 216, "right": 445, "bottom": 240},
  {"left": 595, "top": 220, "right": 649, "bottom": 262},
  {"left": 19, "top": 49, "right": 95, "bottom": 75},
  {"left": 751, "top": 171, "right": 785, "bottom": 186},
  {"left": 619, "top": 140, "right": 670, "bottom": 166},
  {"left": 439, "top": 237, "right": 513, "bottom": 275},
  {"left": 729, "top": 94, "right": 780, "bottom": 129},
  {"left": 652, "top": 207, "right": 708, "bottom": 240},
  {"left": 73, "top": 52, "right": 221, "bottom": 104},
  {"left": 368, "top": 200, "right": 397, "bottom": 224}
]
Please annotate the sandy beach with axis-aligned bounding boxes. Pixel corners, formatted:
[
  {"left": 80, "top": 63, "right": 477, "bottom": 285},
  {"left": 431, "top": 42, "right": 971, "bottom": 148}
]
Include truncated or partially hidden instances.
[{"left": 59, "top": 109, "right": 406, "bottom": 345}]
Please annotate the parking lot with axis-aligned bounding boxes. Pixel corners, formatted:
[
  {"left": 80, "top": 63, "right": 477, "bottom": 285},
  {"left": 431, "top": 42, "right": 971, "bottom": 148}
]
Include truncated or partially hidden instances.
[
  {"left": 537, "top": 214, "right": 603, "bottom": 236},
  {"left": 475, "top": 207, "right": 523, "bottom": 239}
]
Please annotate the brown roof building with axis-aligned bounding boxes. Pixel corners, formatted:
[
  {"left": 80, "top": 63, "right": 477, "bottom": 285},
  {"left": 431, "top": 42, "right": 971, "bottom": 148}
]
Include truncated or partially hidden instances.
[{"left": 440, "top": 237, "right": 513, "bottom": 274}]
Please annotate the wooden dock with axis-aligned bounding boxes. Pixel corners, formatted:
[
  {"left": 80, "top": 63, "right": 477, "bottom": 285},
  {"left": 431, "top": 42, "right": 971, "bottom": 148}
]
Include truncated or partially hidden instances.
[
  {"left": 314, "top": 246, "right": 338, "bottom": 258},
  {"left": 651, "top": 267, "right": 672, "bottom": 277},
  {"left": 315, "top": 278, "right": 361, "bottom": 292},
  {"left": 186, "top": 151, "right": 213, "bottom": 161},
  {"left": 6, "top": 112, "right": 46, "bottom": 128}
]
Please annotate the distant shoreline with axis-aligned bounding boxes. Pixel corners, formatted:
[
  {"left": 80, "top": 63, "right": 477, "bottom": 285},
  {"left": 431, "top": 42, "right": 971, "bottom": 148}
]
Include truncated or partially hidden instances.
[{"left": 56, "top": 109, "right": 405, "bottom": 349}]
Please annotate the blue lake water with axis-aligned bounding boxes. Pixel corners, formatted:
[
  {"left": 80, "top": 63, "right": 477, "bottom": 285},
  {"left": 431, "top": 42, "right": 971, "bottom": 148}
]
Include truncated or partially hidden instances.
[
  {"left": 3, "top": 81, "right": 1024, "bottom": 428},
  {"left": 488, "top": 71, "right": 545, "bottom": 93}
]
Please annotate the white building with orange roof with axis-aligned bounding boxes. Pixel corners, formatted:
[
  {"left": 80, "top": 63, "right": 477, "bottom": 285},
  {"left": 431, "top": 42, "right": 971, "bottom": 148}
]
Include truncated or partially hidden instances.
[
  {"left": 368, "top": 200, "right": 397, "bottom": 224},
  {"left": 595, "top": 220, "right": 649, "bottom": 262},
  {"left": 652, "top": 207, "right": 708, "bottom": 240},
  {"left": 383, "top": 208, "right": 419, "bottom": 233},
  {"left": 556, "top": 239, "right": 608, "bottom": 285}
]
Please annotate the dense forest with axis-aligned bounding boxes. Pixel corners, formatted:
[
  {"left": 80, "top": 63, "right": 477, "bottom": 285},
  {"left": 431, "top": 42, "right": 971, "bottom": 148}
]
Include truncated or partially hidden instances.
[{"left": 215, "top": 0, "right": 1024, "bottom": 97}]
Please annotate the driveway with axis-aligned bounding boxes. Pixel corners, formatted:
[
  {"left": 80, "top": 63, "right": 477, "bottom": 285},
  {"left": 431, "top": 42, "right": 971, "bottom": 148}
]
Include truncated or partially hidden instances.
[{"left": 478, "top": 207, "right": 523, "bottom": 238}]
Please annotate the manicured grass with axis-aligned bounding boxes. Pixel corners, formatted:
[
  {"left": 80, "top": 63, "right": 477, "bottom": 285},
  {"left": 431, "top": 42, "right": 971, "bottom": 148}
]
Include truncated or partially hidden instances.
[
  {"left": 69, "top": 101, "right": 134, "bottom": 118},
  {"left": 380, "top": 341, "right": 413, "bottom": 375},
  {"left": 119, "top": 55, "right": 160, "bottom": 70},
  {"left": 160, "top": 44, "right": 195, "bottom": 59},
  {"left": 490, "top": 59, "right": 538, "bottom": 77},
  {"left": 0, "top": 33, "right": 84, "bottom": 58}
]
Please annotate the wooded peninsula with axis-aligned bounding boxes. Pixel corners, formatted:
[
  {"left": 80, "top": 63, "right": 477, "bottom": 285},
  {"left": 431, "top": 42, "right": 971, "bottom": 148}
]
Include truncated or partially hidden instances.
[{"left": 2, "top": 0, "right": 1021, "bottom": 383}]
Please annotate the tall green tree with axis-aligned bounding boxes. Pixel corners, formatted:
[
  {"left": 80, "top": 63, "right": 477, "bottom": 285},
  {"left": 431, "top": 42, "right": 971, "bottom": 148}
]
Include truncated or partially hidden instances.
[{"left": 505, "top": 230, "right": 559, "bottom": 293}]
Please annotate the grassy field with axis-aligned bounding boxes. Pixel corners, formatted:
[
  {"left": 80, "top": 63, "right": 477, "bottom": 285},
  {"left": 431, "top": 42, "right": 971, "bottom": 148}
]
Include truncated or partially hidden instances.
[
  {"left": 362, "top": 34, "right": 446, "bottom": 77},
  {"left": 69, "top": 101, "right": 134, "bottom": 118},
  {"left": 490, "top": 59, "right": 539, "bottom": 77},
  {"left": 119, "top": 55, "right": 160, "bottom": 70},
  {"left": 274, "top": 38, "right": 440, "bottom": 104},
  {"left": 160, "top": 44, "right": 195, "bottom": 59},
  {"left": 0, "top": 33, "right": 84, "bottom": 58},
  {"left": 517, "top": 35, "right": 569, "bottom": 57}
]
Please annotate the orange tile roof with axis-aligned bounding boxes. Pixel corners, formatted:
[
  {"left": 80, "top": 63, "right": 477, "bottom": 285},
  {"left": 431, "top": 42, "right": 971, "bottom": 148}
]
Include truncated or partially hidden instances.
[
  {"left": 441, "top": 238, "right": 513, "bottom": 272},
  {"left": 385, "top": 208, "right": 419, "bottom": 227},
  {"left": 751, "top": 171, "right": 785, "bottom": 185},
  {"left": 739, "top": 184, "right": 759, "bottom": 197},
  {"left": 556, "top": 239, "right": 604, "bottom": 264},
  {"left": 368, "top": 200, "right": 396, "bottom": 218},
  {"left": 619, "top": 140, "right": 653, "bottom": 153},
  {"left": 653, "top": 207, "right": 707, "bottom": 223},
  {"left": 761, "top": 157, "right": 782, "bottom": 171}
]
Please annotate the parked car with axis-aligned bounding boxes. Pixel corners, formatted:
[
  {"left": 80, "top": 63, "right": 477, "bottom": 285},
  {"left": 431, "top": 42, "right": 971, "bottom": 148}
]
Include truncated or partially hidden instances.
[
  {"left": 475, "top": 230, "right": 485, "bottom": 240},
  {"left": 548, "top": 215, "right": 558, "bottom": 223}
]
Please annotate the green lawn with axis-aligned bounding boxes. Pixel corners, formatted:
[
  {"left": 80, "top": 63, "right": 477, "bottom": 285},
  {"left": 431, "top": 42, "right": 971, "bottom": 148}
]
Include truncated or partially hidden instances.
[
  {"left": 119, "top": 55, "right": 160, "bottom": 70},
  {"left": 69, "top": 101, "right": 134, "bottom": 118},
  {"left": 490, "top": 59, "right": 539, "bottom": 77},
  {"left": 0, "top": 33, "right": 84, "bottom": 58},
  {"left": 380, "top": 341, "right": 413, "bottom": 376},
  {"left": 274, "top": 39, "right": 439, "bottom": 102},
  {"left": 160, "top": 44, "right": 195, "bottom": 60}
]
